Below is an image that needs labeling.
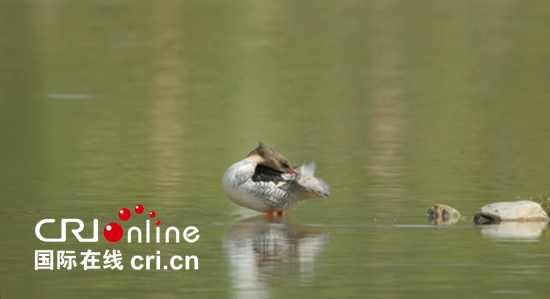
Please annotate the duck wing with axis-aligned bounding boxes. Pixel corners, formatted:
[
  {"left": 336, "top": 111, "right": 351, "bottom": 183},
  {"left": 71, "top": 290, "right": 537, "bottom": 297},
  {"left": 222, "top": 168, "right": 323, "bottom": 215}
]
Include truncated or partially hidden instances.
[{"left": 251, "top": 164, "right": 286, "bottom": 184}]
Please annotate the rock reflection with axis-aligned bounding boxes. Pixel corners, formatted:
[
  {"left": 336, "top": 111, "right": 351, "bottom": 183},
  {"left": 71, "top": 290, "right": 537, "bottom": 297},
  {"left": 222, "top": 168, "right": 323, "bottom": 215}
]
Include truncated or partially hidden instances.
[
  {"left": 479, "top": 222, "right": 548, "bottom": 242},
  {"left": 223, "top": 216, "right": 328, "bottom": 298}
]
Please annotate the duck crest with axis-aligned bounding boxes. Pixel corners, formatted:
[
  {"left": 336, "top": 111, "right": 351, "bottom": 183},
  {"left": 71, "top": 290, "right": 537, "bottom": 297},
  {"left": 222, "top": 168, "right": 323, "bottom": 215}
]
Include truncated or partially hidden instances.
[{"left": 246, "top": 141, "right": 271, "bottom": 158}]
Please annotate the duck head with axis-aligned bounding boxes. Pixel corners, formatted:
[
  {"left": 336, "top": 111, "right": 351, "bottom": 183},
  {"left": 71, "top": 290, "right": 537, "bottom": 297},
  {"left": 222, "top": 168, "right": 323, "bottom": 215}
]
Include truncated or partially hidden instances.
[{"left": 247, "top": 142, "right": 297, "bottom": 174}]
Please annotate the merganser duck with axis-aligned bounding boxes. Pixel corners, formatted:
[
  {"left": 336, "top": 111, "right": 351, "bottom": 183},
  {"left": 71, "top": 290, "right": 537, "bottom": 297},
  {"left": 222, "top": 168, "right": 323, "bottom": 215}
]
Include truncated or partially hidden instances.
[{"left": 223, "top": 142, "right": 330, "bottom": 216}]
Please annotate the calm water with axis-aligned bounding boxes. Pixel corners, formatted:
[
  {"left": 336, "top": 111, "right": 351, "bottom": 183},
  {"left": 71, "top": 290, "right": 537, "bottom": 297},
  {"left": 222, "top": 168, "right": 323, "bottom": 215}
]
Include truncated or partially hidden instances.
[{"left": 2, "top": 0, "right": 550, "bottom": 298}]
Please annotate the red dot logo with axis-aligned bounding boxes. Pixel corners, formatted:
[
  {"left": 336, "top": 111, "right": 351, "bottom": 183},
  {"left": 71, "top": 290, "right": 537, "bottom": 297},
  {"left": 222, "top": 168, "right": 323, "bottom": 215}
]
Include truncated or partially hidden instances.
[
  {"left": 135, "top": 205, "right": 144, "bottom": 214},
  {"left": 118, "top": 208, "right": 131, "bottom": 221},
  {"left": 104, "top": 223, "right": 123, "bottom": 242},
  {"left": 156, "top": 220, "right": 160, "bottom": 225},
  {"left": 149, "top": 211, "right": 156, "bottom": 218}
]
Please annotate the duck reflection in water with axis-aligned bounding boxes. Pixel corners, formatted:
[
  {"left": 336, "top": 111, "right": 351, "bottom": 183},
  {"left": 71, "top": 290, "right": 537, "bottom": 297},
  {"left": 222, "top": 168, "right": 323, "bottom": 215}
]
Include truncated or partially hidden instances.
[{"left": 223, "top": 215, "right": 328, "bottom": 297}]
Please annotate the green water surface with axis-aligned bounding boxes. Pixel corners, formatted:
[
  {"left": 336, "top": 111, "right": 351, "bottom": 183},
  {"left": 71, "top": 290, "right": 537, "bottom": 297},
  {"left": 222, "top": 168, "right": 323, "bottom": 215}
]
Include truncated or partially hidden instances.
[{"left": 1, "top": 0, "right": 550, "bottom": 298}]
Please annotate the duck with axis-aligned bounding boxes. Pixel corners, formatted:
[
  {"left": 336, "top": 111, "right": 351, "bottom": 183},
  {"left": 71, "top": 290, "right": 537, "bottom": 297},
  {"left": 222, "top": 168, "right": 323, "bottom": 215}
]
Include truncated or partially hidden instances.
[{"left": 223, "top": 142, "right": 330, "bottom": 216}]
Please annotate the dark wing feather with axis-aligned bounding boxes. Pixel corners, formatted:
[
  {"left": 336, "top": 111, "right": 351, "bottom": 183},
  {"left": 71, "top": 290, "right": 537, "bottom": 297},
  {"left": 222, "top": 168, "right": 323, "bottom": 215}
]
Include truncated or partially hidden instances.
[{"left": 251, "top": 164, "right": 285, "bottom": 183}]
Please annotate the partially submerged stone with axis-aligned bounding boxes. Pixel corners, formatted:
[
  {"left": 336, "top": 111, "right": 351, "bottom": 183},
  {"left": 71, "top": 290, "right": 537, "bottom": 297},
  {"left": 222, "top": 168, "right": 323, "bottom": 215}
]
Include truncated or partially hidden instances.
[
  {"left": 427, "top": 204, "right": 461, "bottom": 225},
  {"left": 473, "top": 200, "right": 549, "bottom": 224}
]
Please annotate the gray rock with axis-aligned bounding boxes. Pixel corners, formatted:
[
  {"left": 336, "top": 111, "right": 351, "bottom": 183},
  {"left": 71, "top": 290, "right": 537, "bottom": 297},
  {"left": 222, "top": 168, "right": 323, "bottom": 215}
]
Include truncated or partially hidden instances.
[
  {"left": 427, "top": 204, "right": 461, "bottom": 225},
  {"left": 473, "top": 200, "right": 549, "bottom": 224}
]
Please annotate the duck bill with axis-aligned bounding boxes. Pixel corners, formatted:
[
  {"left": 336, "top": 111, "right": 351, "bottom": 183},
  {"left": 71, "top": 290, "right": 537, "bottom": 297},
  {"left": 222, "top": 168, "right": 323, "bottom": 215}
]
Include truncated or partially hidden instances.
[{"left": 286, "top": 168, "right": 297, "bottom": 174}]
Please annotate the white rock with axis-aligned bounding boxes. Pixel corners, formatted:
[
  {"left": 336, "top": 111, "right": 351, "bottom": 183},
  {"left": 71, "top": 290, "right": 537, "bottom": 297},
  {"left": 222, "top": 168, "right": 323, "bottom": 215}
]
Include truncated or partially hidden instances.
[{"left": 473, "top": 200, "right": 549, "bottom": 224}]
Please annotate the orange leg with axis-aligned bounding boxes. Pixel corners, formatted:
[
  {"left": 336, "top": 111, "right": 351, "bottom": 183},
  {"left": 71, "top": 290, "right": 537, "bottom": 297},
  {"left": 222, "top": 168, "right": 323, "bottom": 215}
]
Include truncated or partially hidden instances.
[
  {"left": 277, "top": 211, "right": 283, "bottom": 216},
  {"left": 267, "top": 210, "right": 274, "bottom": 217}
]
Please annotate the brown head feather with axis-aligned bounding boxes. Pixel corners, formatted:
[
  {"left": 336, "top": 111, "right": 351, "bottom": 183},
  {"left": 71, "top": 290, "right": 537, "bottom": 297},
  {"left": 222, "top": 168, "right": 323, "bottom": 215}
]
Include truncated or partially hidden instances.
[{"left": 247, "top": 142, "right": 294, "bottom": 173}]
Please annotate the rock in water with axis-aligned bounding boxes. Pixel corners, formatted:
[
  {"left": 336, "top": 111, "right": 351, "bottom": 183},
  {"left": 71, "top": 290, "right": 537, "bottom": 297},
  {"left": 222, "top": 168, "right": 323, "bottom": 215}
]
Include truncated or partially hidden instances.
[
  {"left": 427, "top": 204, "right": 461, "bottom": 225},
  {"left": 473, "top": 200, "right": 549, "bottom": 224}
]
